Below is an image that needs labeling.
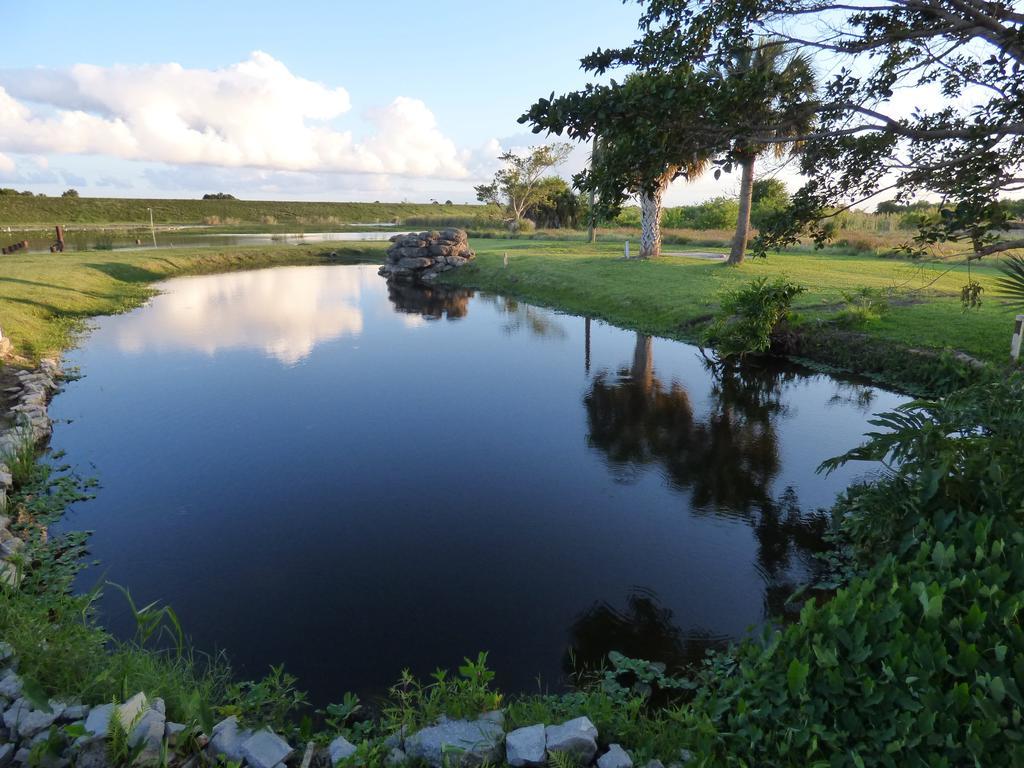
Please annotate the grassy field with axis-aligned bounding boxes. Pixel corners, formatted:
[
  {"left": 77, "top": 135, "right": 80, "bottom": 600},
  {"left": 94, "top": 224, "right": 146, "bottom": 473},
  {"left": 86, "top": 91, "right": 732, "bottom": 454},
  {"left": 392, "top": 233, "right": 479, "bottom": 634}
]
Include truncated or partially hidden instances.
[
  {"left": 0, "top": 236, "right": 1018, "bottom": 376},
  {"left": 448, "top": 239, "right": 1020, "bottom": 366},
  {"left": 0, "top": 196, "right": 495, "bottom": 227}
]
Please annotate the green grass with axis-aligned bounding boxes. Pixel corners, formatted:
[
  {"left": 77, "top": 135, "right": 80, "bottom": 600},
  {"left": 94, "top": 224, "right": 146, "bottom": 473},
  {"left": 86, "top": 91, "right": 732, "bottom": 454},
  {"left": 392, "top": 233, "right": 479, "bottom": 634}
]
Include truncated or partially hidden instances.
[
  {"left": 0, "top": 234, "right": 1018, "bottom": 376},
  {"left": 0, "top": 242, "right": 387, "bottom": 360},
  {"left": 446, "top": 239, "right": 1021, "bottom": 366},
  {"left": 0, "top": 196, "right": 494, "bottom": 227}
]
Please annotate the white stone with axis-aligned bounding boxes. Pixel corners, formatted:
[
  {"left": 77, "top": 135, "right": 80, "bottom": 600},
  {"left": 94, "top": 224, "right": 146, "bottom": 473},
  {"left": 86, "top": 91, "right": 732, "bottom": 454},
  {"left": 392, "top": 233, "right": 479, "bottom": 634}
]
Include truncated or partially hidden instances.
[
  {"left": 208, "top": 717, "right": 253, "bottom": 763},
  {"left": 385, "top": 747, "right": 407, "bottom": 766},
  {"left": 82, "top": 703, "right": 114, "bottom": 739},
  {"left": 117, "top": 693, "right": 148, "bottom": 731},
  {"left": 240, "top": 729, "right": 294, "bottom": 768},
  {"left": 328, "top": 735, "right": 357, "bottom": 765},
  {"left": 598, "top": 744, "right": 634, "bottom": 768},
  {"left": 130, "top": 706, "right": 166, "bottom": 765},
  {"left": 404, "top": 716, "right": 504, "bottom": 767},
  {"left": 0, "top": 671, "right": 22, "bottom": 699},
  {"left": 545, "top": 717, "right": 598, "bottom": 764},
  {"left": 505, "top": 724, "right": 546, "bottom": 767},
  {"left": 0, "top": 744, "right": 13, "bottom": 768},
  {"left": 17, "top": 701, "right": 65, "bottom": 739}
]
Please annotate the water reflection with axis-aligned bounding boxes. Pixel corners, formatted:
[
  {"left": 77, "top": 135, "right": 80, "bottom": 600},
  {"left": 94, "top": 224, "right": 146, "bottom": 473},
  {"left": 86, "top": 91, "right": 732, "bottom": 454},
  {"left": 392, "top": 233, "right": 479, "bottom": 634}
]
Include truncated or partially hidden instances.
[
  {"left": 115, "top": 266, "right": 367, "bottom": 365},
  {"left": 386, "top": 280, "right": 472, "bottom": 320},
  {"left": 585, "top": 333, "right": 786, "bottom": 513},
  {"left": 477, "top": 294, "right": 568, "bottom": 339},
  {"left": 565, "top": 588, "right": 727, "bottom": 680},
  {"left": 584, "top": 333, "right": 829, "bottom": 630}
]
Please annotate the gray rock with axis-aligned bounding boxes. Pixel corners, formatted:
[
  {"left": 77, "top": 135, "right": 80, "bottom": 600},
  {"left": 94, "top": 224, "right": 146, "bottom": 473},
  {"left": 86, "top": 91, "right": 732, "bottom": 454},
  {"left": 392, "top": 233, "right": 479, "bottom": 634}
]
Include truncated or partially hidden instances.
[
  {"left": 0, "top": 642, "right": 12, "bottom": 663},
  {"left": 598, "top": 744, "right": 634, "bottom": 768},
  {"left": 17, "top": 701, "right": 65, "bottom": 739},
  {"left": 207, "top": 716, "right": 253, "bottom": 763},
  {"left": 545, "top": 717, "right": 598, "bottom": 764},
  {"left": 0, "top": 744, "right": 13, "bottom": 768},
  {"left": 58, "top": 704, "right": 88, "bottom": 723},
  {"left": 74, "top": 741, "right": 109, "bottom": 768},
  {"left": 0, "top": 671, "right": 22, "bottom": 699},
  {"left": 505, "top": 724, "right": 546, "bottom": 767},
  {"left": 164, "top": 722, "right": 187, "bottom": 744},
  {"left": 130, "top": 706, "right": 166, "bottom": 765},
  {"left": 327, "top": 734, "right": 357, "bottom": 765},
  {"left": 12, "top": 750, "right": 28, "bottom": 766},
  {"left": 404, "top": 716, "right": 504, "bottom": 767},
  {"left": 240, "top": 729, "right": 294, "bottom": 768},
  {"left": 382, "top": 726, "right": 406, "bottom": 749},
  {"left": 385, "top": 747, "right": 407, "bottom": 766},
  {"left": 679, "top": 749, "right": 695, "bottom": 764},
  {"left": 82, "top": 703, "right": 114, "bottom": 740}
]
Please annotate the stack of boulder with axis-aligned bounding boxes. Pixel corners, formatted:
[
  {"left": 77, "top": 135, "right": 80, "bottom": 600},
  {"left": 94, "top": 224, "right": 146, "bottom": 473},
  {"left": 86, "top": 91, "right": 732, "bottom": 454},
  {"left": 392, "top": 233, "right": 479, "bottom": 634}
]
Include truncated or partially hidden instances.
[{"left": 379, "top": 228, "right": 475, "bottom": 283}]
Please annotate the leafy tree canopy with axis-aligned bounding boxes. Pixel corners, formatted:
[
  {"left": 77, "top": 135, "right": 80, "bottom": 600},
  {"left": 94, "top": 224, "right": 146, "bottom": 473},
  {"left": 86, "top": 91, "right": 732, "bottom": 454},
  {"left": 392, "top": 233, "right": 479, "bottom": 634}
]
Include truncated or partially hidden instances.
[
  {"left": 474, "top": 144, "right": 572, "bottom": 226},
  {"left": 582, "top": 0, "right": 1024, "bottom": 260}
]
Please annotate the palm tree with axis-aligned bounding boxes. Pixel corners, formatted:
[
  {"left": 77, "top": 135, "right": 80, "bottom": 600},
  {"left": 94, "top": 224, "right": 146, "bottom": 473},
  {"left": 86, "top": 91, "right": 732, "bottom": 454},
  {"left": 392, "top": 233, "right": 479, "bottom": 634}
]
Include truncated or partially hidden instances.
[
  {"left": 722, "top": 41, "right": 817, "bottom": 265},
  {"left": 638, "top": 153, "right": 711, "bottom": 258}
]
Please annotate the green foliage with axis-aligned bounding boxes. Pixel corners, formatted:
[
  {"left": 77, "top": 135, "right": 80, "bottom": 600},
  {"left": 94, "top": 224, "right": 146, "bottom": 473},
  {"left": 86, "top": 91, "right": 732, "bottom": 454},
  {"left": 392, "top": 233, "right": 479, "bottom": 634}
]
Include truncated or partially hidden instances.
[
  {"left": 382, "top": 652, "right": 502, "bottom": 732},
  {"left": 667, "top": 373, "right": 1024, "bottom": 766},
  {"left": 994, "top": 254, "right": 1024, "bottom": 309},
  {"left": 61, "top": 189, "right": 79, "bottom": 198},
  {"left": 661, "top": 198, "right": 739, "bottom": 231},
  {"left": 834, "top": 286, "right": 891, "bottom": 327},
  {"left": 704, "top": 277, "right": 806, "bottom": 357},
  {"left": 219, "top": 665, "right": 308, "bottom": 733},
  {"left": 106, "top": 701, "right": 146, "bottom": 767},
  {"left": 0, "top": 420, "right": 38, "bottom": 489},
  {"left": 474, "top": 145, "right": 573, "bottom": 226}
]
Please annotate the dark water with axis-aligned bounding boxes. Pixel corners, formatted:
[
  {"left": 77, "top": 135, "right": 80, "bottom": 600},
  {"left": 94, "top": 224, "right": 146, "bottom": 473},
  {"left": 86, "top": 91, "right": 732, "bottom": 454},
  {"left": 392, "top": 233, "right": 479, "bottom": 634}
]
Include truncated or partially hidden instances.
[{"left": 48, "top": 264, "right": 904, "bottom": 704}]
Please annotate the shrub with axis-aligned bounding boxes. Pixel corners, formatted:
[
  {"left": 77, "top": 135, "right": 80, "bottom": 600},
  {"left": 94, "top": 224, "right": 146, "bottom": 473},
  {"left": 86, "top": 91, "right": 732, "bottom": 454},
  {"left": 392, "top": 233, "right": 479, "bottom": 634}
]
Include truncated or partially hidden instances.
[
  {"left": 704, "top": 277, "right": 806, "bottom": 357},
  {"left": 678, "top": 373, "right": 1024, "bottom": 766}
]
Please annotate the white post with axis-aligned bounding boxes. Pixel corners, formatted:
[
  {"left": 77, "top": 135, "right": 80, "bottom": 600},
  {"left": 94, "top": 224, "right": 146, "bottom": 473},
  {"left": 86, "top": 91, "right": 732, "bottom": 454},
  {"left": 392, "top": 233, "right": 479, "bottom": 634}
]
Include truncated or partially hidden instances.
[
  {"left": 503, "top": 251, "right": 509, "bottom": 268},
  {"left": 1012, "top": 314, "right": 1024, "bottom": 361},
  {"left": 148, "top": 208, "right": 157, "bottom": 248},
  {"left": 624, "top": 240, "right": 630, "bottom": 260}
]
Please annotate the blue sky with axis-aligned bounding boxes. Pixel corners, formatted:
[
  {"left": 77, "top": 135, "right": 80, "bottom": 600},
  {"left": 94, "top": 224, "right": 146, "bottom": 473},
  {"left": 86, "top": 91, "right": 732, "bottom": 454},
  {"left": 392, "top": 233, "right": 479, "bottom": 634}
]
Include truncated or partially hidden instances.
[{"left": 1, "top": 0, "right": 666, "bottom": 202}]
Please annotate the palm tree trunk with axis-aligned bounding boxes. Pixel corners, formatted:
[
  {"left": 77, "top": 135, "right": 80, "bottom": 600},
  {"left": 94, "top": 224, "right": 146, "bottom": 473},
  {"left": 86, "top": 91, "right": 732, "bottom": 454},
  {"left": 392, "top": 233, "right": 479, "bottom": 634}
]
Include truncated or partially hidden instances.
[
  {"left": 639, "top": 185, "right": 665, "bottom": 259},
  {"left": 728, "top": 155, "right": 756, "bottom": 265},
  {"left": 587, "top": 185, "right": 597, "bottom": 244},
  {"left": 632, "top": 333, "right": 653, "bottom": 394}
]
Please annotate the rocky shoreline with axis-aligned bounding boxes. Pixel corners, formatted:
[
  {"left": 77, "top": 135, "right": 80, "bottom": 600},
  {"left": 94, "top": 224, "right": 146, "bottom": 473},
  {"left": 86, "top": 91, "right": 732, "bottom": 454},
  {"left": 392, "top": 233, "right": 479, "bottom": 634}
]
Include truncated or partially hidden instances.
[
  {"left": 0, "top": 359, "right": 61, "bottom": 585},
  {"left": 0, "top": 646, "right": 691, "bottom": 768}
]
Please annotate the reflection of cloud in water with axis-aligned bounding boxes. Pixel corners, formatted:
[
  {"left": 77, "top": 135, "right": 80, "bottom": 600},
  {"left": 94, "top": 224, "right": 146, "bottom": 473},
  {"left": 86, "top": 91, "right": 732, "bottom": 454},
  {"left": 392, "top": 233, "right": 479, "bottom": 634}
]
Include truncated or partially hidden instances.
[{"left": 116, "top": 266, "right": 366, "bottom": 365}]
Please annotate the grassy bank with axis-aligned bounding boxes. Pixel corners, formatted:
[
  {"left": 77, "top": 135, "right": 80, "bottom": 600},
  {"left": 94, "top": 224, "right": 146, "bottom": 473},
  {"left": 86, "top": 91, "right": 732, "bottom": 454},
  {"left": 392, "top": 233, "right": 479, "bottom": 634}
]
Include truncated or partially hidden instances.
[
  {"left": 0, "top": 242, "right": 388, "bottom": 361},
  {"left": 0, "top": 196, "right": 495, "bottom": 228},
  {"left": 446, "top": 239, "right": 1020, "bottom": 379}
]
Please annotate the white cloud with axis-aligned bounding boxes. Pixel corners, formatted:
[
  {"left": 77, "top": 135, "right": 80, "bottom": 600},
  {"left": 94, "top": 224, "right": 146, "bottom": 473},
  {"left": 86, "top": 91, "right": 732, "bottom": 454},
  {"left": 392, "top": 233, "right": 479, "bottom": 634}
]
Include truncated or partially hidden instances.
[
  {"left": 0, "top": 52, "right": 473, "bottom": 179},
  {"left": 0, "top": 152, "right": 13, "bottom": 174},
  {"left": 116, "top": 265, "right": 371, "bottom": 365}
]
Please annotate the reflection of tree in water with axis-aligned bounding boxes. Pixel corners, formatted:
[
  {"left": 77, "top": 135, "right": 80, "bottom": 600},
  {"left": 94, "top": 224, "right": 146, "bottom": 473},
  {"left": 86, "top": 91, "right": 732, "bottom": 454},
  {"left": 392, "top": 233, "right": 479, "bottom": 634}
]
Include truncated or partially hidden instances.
[
  {"left": 827, "top": 381, "right": 876, "bottom": 412},
  {"left": 583, "top": 334, "right": 829, "bottom": 625},
  {"left": 386, "top": 280, "right": 473, "bottom": 320},
  {"left": 475, "top": 293, "right": 568, "bottom": 339},
  {"left": 585, "top": 334, "right": 796, "bottom": 514},
  {"left": 564, "top": 588, "right": 727, "bottom": 684}
]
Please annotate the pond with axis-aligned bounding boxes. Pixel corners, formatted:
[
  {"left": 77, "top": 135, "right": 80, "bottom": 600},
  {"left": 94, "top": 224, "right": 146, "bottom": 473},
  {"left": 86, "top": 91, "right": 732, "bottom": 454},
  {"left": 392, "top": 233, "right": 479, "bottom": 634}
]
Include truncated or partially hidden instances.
[
  {"left": 13, "top": 229, "right": 396, "bottom": 254},
  {"left": 49, "top": 264, "right": 905, "bottom": 704}
]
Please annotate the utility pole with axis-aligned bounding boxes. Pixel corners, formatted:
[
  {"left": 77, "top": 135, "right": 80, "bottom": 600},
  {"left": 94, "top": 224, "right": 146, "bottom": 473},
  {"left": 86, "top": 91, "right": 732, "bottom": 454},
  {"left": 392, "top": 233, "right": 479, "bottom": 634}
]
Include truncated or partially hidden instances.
[{"left": 148, "top": 208, "right": 157, "bottom": 248}]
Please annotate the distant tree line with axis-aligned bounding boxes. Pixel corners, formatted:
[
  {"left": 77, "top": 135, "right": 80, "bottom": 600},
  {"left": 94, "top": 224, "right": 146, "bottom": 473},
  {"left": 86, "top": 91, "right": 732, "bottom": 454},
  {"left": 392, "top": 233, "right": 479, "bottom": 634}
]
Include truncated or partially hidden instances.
[{"left": 202, "top": 192, "right": 237, "bottom": 200}]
